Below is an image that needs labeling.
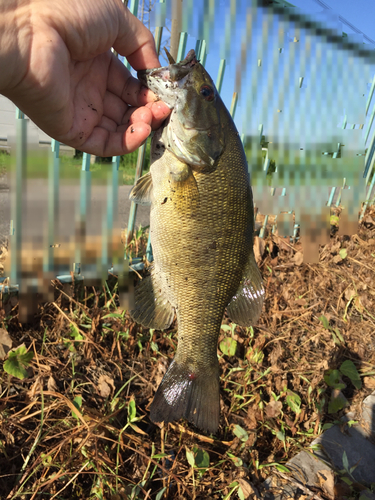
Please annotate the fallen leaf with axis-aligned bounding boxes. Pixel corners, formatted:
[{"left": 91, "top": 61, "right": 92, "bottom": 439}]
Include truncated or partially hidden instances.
[
  {"left": 97, "top": 375, "right": 115, "bottom": 398},
  {"left": 363, "top": 377, "right": 375, "bottom": 389},
  {"left": 27, "top": 377, "right": 42, "bottom": 399},
  {"left": 293, "top": 251, "right": 304, "bottom": 266},
  {"left": 47, "top": 376, "right": 58, "bottom": 392},
  {"left": 237, "top": 478, "right": 261, "bottom": 499},
  {"left": 0, "top": 328, "right": 12, "bottom": 360},
  {"left": 294, "top": 298, "right": 307, "bottom": 306},
  {"left": 334, "top": 481, "right": 352, "bottom": 498},
  {"left": 363, "top": 214, "right": 375, "bottom": 227},
  {"left": 344, "top": 288, "right": 356, "bottom": 301},
  {"left": 253, "top": 236, "right": 266, "bottom": 265},
  {"left": 332, "top": 254, "right": 343, "bottom": 264},
  {"left": 330, "top": 241, "right": 341, "bottom": 254},
  {"left": 155, "top": 358, "right": 168, "bottom": 387},
  {"left": 317, "top": 469, "right": 335, "bottom": 499},
  {"left": 265, "top": 399, "right": 282, "bottom": 418}
]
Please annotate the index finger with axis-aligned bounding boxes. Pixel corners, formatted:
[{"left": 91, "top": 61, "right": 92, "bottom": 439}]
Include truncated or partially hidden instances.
[
  {"left": 107, "top": 54, "right": 158, "bottom": 108},
  {"left": 114, "top": 7, "right": 161, "bottom": 70}
]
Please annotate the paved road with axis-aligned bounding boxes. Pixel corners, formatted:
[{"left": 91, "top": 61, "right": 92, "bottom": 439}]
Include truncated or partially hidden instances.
[
  {"left": 0, "top": 178, "right": 151, "bottom": 248},
  {"left": 1, "top": 174, "right": 372, "bottom": 249}
]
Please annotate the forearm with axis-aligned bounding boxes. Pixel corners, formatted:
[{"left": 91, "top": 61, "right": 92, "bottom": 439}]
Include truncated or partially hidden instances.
[{"left": 0, "top": 0, "right": 30, "bottom": 96}]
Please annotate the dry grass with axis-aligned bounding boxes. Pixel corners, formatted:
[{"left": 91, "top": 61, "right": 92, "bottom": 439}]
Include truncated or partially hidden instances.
[{"left": 0, "top": 206, "right": 374, "bottom": 499}]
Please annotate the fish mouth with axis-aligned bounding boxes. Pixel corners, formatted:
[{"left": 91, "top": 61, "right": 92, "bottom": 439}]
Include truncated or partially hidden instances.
[{"left": 137, "top": 48, "right": 198, "bottom": 85}]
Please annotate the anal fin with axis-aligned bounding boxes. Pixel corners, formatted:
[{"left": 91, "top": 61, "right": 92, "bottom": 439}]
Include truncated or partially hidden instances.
[
  {"left": 129, "top": 171, "right": 153, "bottom": 205},
  {"left": 227, "top": 251, "right": 265, "bottom": 326},
  {"left": 130, "top": 264, "right": 174, "bottom": 330}
]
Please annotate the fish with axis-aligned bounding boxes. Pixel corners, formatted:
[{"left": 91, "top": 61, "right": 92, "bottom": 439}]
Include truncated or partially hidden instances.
[{"left": 129, "top": 49, "right": 265, "bottom": 434}]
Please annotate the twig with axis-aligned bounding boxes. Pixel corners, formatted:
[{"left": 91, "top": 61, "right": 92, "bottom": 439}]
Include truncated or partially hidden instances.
[
  {"left": 42, "top": 390, "right": 89, "bottom": 428},
  {"left": 281, "top": 302, "right": 321, "bottom": 326},
  {"left": 50, "top": 460, "right": 89, "bottom": 500},
  {"left": 51, "top": 301, "right": 105, "bottom": 355},
  {"left": 347, "top": 256, "right": 375, "bottom": 273},
  {"left": 51, "top": 283, "right": 89, "bottom": 312},
  {"left": 7, "top": 389, "right": 45, "bottom": 499},
  {"left": 167, "top": 422, "right": 234, "bottom": 446}
]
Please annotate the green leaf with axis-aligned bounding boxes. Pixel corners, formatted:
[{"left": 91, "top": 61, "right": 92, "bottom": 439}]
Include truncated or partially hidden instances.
[
  {"left": 247, "top": 347, "right": 264, "bottom": 364},
  {"left": 227, "top": 452, "right": 243, "bottom": 467},
  {"left": 220, "top": 324, "right": 232, "bottom": 332},
  {"left": 319, "top": 315, "right": 329, "bottom": 329},
  {"left": 3, "top": 346, "right": 34, "bottom": 380},
  {"left": 238, "top": 486, "right": 245, "bottom": 500},
  {"left": 258, "top": 462, "right": 290, "bottom": 472},
  {"left": 342, "top": 450, "right": 349, "bottom": 471},
  {"left": 339, "top": 248, "right": 348, "bottom": 259},
  {"left": 155, "top": 487, "right": 166, "bottom": 500},
  {"left": 334, "top": 328, "right": 345, "bottom": 343},
  {"left": 321, "top": 423, "right": 334, "bottom": 431},
  {"left": 151, "top": 341, "right": 159, "bottom": 352},
  {"left": 274, "top": 464, "right": 290, "bottom": 473},
  {"left": 41, "top": 453, "right": 52, "bottom": 466},
  {"left": 186, "top": 448, "right": 195, "bottom": 468},
  {"left": 340, "top": 360, "right": 362, "bottom": 389},
  {"left": 195, "top": 448, "right": 210, "bottom": 470},
  {"left": 70, "top": 324, "right": 83, "bottom": 341},
  {"left": 128, "top": 399, "right": 137, "bottom": 422},
  {"left": 328, "top": 391, "right": 348, "bottom": 414},
  {"left": 72, "top": 395, "right": 82, "bottom": 419},
  {"left": 324, "top": 369, "right": 342, "bottom": 388},
  {"left": 276, "top": 430, "right": 285, "bottom": 442},
  {"left": 220, "top": 337, "right": 237, "bottom": 357},
  {"left": 346, "top": 420, "right": 359, "bottom": 427},
  {"left": 331, "top": 331, "right": 341, "bottom": 346},
  {"left": 286, "top": 391, "right": 301, "bottom": 414},
  {"left": 152, "top": 453, "right": 170, "bottom": 459},
  {"left": 233, "top": 424, "right": 249, "bottom": 442},
  {"left": 330, "top": 215, "right": 340, "bottom": 227},
  {"left": 342, "top": 477, "right": 353, "bottom": 486}
]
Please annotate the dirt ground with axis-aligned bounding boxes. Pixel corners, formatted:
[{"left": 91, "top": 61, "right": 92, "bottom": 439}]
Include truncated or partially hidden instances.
[{"left": 0, "top": 205, "right": 374, "bottom": 500}]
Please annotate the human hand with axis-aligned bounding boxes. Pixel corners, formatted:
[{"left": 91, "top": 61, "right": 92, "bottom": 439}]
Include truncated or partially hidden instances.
[{"left": 0, "top": 0, "right": 170, "bottom": 156}]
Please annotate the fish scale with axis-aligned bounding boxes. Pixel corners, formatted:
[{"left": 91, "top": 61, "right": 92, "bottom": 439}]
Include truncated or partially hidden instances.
[{"left": 130, "top": 49, "right": 264, "bottom": 433}]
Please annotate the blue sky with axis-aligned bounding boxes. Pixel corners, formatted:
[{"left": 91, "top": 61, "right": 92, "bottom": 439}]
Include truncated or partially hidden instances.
[
  {"left": 140, "top": 0, "right": 375, "bottom": 140},
  {"left": 289, "top": 0, "right": 375, "bottom": 45},
  {"left": 130, "top": 0, "right": 375, "bottom": 202}
]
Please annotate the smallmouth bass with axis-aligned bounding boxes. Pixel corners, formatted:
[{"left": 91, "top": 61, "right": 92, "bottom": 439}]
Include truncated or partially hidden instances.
[{"left": 129, "top": 49, "right": 264, "bottom": 433}]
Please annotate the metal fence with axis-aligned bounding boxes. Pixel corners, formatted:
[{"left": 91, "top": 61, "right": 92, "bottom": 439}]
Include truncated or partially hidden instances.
[{"left": 1, "top": 0, "right": 375, "bottom": 303}]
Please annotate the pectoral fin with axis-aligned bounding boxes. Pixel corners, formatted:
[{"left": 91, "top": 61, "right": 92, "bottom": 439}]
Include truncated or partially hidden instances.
[
  {"left": 129, "top": 171, "right": 153, "bottom": 205},
  {"left": 227, "top": 251, "right": 265, "bottom": 326},
  {"left": 130, "top": 263, "right": 174, "bottom": 329},
  {"left": 169, "top": 162, "right": 199, "bottom": 214}
]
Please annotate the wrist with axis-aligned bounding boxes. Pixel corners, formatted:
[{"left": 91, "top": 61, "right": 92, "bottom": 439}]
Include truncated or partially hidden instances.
[{"left": 0, "top": 1, "right": 31, "bottom": 97}]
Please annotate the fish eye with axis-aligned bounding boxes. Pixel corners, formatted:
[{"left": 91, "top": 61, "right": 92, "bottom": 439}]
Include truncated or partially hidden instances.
[{"left": 200, "top": 85, "right": 214, "bottom": 101}]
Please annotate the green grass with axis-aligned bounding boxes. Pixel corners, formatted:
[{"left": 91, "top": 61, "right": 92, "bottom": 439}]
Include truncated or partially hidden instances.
[{"left": 0, "top": 141, "right": 152, "bottom": 185}]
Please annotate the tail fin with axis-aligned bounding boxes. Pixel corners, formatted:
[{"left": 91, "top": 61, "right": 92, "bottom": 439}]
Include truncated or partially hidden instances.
[{"left": 150, "top": 359, "right": 220, "bottom": 434}]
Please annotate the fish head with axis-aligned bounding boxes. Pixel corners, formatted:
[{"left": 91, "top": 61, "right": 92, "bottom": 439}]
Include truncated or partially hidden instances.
[{"left": 137, "top": 49, "right": 225, "bottom": 170}]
